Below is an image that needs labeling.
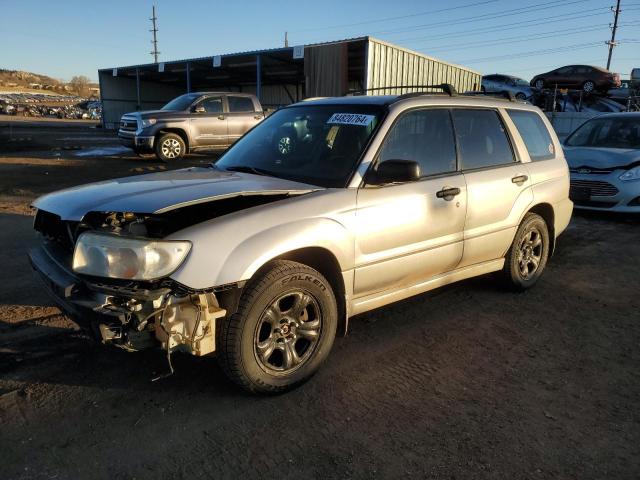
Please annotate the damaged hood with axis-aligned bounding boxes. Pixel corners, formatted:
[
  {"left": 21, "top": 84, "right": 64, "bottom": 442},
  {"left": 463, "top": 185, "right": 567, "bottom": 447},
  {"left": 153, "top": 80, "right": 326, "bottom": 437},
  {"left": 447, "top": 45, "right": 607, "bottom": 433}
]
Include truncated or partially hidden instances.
[
  {"left": 33, "top": 167, "right": 322, "bottom": 221},
  {"left": 563, "top": 146, "right": 640, "bottom": 170}
]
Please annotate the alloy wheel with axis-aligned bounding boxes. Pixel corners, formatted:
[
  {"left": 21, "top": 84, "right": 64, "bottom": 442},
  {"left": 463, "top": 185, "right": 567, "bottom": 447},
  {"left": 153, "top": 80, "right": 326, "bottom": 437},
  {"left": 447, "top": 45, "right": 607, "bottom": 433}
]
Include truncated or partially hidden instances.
[
  {"left": 517, "top": 227, "right": 543, "bottom": 279},
  {"left": 254, "top": 290, "right": 322, "bottom": 374}
]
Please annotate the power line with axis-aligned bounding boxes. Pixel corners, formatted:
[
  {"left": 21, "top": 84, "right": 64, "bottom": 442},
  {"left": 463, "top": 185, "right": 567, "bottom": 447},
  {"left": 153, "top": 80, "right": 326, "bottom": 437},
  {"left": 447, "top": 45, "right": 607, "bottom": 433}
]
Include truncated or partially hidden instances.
[
  {"left": 290, "top": 0, "right": 499, "bottom": 33},
  {"left": 416, "top": 24, "right": 611, "bottom": 54},
  {"left": 369, "top": 0, "right": 594, "bottom": 36},
  {"left": 392, "top": 9, "right": 610, "bottom": 44},
  {"left": 457, "top": 41, "right": 603, "bottom": 64}
]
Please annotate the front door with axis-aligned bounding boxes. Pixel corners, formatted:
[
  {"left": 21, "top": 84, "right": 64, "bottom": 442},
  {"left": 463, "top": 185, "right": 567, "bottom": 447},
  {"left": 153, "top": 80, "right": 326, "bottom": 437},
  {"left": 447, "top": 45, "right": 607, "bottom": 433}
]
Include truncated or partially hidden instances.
[
  {"left": 189, "top": 95, "right": 227, "bottom": 148},
  {"left": 353, "top": 108, "right": 467, "bottom": 298}
]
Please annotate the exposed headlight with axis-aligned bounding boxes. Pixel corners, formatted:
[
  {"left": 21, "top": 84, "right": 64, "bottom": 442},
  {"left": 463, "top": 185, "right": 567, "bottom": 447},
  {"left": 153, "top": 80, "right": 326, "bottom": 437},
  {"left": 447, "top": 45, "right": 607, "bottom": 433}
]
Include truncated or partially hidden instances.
[
  {"left": 619, "top": 166, "right": 640, "bottom": 182},
  {"left": 140, "top": 118, "right": 157, "bottom": 128},
  {"left": 73, "top": 232, "right": 191, "bottom": 281}
]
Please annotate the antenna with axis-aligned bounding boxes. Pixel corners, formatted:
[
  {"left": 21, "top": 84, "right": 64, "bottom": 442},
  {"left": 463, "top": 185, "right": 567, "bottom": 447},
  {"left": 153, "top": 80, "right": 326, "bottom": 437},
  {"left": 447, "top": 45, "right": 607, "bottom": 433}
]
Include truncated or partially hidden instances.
[{"left": 150, "top": 5, "right": 160, "bottom": 63}]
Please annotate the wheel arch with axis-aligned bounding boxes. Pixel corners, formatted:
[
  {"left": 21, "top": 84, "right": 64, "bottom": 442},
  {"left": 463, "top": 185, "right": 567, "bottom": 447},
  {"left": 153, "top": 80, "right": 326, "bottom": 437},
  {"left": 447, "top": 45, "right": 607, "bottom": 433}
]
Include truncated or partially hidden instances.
[
  {"left": 526, "top": 202, "right": 556, "bottom": 255},
  {"left": 156, "top": 128, "right": 190, "bottom": 151}
]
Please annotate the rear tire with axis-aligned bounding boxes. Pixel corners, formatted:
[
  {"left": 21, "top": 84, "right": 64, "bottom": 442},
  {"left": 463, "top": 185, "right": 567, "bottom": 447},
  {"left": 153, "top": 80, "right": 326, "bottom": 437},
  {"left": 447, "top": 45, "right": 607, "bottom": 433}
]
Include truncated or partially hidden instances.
[
  {"left": 218, "top": 260, "right": 338, "bottom": 394},
  {"left": 155, "top": 133, "right": 186, "bottom": 162},
  {"left": 582, "top": 80, "right": 596, "bottom": 94},
  {"left": 501, "top": 213, "right": 550, "bottom": 291}
]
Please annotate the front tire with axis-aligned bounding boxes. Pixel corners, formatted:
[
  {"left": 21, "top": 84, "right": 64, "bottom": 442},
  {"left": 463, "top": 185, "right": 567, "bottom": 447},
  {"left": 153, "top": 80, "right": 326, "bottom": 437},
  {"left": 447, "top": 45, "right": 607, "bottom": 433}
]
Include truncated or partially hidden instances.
[
  {"left": 501, "top": 213, "right": 550, "bottom": 291},
  {"left": 218, "top": 260, "right": 338, "bottom": 393},
  {"left": 155, "top": 133, "right": 186, "bottom": 162}
]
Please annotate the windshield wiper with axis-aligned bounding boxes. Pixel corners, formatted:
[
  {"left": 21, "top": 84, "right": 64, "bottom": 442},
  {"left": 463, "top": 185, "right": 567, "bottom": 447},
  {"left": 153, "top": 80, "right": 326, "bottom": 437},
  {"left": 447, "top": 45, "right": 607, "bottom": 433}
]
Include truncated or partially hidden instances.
[{"left": 224, "top": 165, "right": 272, "bottom": 177}]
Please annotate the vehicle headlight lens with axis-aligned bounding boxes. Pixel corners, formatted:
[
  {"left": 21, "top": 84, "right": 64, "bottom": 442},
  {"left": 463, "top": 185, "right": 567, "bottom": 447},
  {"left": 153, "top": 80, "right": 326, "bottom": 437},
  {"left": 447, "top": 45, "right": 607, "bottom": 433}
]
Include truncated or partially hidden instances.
[
  {"left": 72, "top": 232, "right": 191, "bottom": 280},
  {"left": 140, "top": 118, "right": 157, "bottom": 128},
  {"left": 619, "top": 166, "right": 640, "bottom": 181}
]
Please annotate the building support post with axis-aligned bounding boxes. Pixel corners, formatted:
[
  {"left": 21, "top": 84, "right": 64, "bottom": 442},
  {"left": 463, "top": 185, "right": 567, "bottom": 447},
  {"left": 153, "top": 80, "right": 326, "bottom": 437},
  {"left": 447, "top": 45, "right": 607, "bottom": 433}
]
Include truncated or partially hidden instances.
[
  {"left": 186, "top": 62, "right": 191, "bottom": 93},
  {"left": 256, "top": 54, "right": 262, "bottom": 103},
  {"left": 135, "top": 68, "right": 141, "bottom": 111}
]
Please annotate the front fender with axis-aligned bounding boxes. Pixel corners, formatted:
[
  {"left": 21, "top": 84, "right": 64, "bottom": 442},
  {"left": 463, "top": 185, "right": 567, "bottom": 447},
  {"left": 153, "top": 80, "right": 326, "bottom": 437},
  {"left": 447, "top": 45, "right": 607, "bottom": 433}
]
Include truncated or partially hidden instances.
[{"left": 167, "top": 190, "right": 357, "bottom": 290}]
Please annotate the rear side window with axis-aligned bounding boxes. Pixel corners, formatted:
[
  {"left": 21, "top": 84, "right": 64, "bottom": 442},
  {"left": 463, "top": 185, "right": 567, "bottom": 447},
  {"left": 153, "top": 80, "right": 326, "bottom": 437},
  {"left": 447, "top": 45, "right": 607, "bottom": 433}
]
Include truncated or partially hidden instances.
[
  {"left": 228, "top": 96, "right": 255, "bottom": 113},
  {"left": 379, "top": 108, "right": 457, "bottom": 177},
  {"left": 451, "top": 109, "right": 516, "bottom": 170},
  {"left": 507, "top": 110, "right": 555, "bottom": 161}
]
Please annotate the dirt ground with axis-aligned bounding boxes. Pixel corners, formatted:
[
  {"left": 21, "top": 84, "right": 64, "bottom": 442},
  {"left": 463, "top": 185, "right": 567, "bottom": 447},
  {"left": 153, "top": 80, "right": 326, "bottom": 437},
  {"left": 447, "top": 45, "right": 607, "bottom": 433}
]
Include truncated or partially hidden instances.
[{"left": 0, "top": 119, "right": 638, "bottom": 480}]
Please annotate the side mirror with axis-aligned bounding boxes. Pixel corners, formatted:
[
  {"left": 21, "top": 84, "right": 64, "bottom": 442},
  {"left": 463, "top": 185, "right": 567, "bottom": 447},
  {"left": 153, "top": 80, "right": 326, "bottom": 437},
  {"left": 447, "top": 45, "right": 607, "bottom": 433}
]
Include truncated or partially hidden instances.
[
  {"left": 193, "top": 105, "right": 205, "bottom": 113},
  {"left": 369, "top": 159, "right": 421, "bottom": 185}
]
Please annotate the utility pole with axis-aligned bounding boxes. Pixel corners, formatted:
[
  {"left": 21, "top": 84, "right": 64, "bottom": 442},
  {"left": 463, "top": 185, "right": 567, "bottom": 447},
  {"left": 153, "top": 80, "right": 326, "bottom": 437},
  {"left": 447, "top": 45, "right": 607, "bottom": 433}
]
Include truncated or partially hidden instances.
[
  {"left": 606, "top": 0, "right": 621, "bottom": 70},
  {"left": 284, "top": 31, "right": 289, "bottom": 48},
  {"left": 150, "top": 5, "right": 160, "bottom": 64}
]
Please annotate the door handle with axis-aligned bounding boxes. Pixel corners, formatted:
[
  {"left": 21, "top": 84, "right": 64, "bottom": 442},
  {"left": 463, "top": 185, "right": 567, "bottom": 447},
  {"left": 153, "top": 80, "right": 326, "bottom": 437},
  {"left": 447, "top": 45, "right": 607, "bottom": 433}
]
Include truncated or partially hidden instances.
[
  {"left": 218, "top": 115, "right": 226, "bottom": 120},
  {"left": 511, "top": 174, "right": 528, "bottom": 185},
  {"left": 436, "top": 187, "right": 461, "bottom": 200}
]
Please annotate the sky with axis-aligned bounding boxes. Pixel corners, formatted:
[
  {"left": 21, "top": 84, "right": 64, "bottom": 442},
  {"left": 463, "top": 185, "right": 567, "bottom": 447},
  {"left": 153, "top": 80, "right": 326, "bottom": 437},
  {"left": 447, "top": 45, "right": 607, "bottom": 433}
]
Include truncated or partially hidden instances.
[{"left": 0, "top": 0, "right": 638, "bottom": 83}]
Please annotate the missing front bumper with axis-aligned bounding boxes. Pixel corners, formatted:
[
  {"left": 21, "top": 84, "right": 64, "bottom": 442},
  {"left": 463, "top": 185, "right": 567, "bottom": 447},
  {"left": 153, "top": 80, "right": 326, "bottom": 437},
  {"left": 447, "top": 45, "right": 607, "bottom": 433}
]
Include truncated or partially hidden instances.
[{"left": 28, "top": 245, "right": 226, "bottom": 355}]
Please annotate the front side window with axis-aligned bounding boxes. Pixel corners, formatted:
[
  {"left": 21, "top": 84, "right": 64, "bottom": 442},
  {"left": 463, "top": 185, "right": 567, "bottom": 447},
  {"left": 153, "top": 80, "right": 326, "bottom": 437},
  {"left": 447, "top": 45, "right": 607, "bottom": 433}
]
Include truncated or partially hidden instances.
[
  {"left": 216, "top": 105, "right": 384, "bottom": 188},
  {"left": 378, "top": 109, "right": 457, "bottom": 177},
  {"left": 507, "top": 110, "right": 555, "bottom": 161},
  {"left": 200, "top": 97, "right": 223, "bottom": 113},
  {"left": 452, "top": 109, "right": 516, "bottom": 170},
  {"left": 228, "top": 96, "right": 255, "bottom": 113}
]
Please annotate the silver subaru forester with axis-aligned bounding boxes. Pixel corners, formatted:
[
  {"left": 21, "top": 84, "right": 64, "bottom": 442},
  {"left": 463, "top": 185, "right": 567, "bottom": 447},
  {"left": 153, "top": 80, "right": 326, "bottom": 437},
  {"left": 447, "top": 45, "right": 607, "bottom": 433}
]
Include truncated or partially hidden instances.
[{"left": 29, "top": 91, "right": 573, "bottom": 393}]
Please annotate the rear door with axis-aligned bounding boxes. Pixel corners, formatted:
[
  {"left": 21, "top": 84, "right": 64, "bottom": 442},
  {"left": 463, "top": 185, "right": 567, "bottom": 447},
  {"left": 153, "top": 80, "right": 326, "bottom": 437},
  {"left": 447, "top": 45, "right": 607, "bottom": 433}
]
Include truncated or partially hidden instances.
[
  {"left": 452, "top": 108, "right": 533, "bottom": 268},
  {"left": 225, "top": 95, "right": 263, "bottom": 146},
  {"left": 354, "top": 108, "right": 467, "bottom": 298},
  {"left": 189, "top": 95, "right": 227, "bottom": 148}
]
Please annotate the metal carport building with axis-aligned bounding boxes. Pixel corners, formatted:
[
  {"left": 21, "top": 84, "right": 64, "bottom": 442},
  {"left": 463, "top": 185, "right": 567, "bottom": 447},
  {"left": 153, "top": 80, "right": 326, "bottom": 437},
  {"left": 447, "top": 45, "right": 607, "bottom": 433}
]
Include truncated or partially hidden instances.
[{"left": 99, "top": 37, "right": 482, "bottom": 129}]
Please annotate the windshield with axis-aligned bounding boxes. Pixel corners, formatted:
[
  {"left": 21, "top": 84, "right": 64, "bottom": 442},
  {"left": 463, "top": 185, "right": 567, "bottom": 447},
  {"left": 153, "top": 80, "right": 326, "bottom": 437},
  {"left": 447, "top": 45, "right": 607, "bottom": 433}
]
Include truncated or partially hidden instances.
[
  {"left": 565, "top": 116, "right": 640, "bottom": 149},
  {"left": 215, "top": 104, "right": 385, "bottom": 187},
  {"left": 162, "top": 93, "right": 200, "bottom": 111}
]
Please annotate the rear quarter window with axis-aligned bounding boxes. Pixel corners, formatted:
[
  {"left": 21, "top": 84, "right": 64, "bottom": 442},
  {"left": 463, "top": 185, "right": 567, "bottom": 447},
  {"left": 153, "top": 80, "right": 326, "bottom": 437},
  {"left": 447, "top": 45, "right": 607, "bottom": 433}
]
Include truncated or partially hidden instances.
[
  {"left": 507, "top": 110, "right": 555, "bottom": 161},
  {"left": 228, "top": 96, "right": 256, "bottom": 113}
]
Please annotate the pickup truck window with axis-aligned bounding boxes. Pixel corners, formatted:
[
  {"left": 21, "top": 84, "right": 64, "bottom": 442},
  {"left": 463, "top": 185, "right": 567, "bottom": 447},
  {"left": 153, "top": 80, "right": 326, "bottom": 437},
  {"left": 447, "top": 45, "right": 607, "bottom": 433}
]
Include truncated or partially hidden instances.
[
  {"left": 200, "top": 97, "right": 223, "bottom": 113},
  {"left": 161, "top": 93, "right": 200, "bottom": 111},
  {"left": 228, "top": 96, "right": 255, "bottom": 113},
  {"left": 216, "top": 105, "right": 384, "bottom": 188}
]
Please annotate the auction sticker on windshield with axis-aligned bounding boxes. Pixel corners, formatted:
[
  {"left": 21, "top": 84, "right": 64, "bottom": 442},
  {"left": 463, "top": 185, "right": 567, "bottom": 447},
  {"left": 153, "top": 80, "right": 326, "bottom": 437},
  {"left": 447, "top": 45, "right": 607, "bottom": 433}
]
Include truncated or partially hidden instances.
[{"left": 327, "top": 113, "right": 375, "bottom": 126}]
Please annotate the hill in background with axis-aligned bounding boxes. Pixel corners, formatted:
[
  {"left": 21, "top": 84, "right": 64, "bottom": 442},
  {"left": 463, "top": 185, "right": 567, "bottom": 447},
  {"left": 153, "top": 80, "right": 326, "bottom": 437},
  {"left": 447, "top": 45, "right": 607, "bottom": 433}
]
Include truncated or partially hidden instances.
[{"left": 0, "top": 69, "right": 99, "bottom": 97}]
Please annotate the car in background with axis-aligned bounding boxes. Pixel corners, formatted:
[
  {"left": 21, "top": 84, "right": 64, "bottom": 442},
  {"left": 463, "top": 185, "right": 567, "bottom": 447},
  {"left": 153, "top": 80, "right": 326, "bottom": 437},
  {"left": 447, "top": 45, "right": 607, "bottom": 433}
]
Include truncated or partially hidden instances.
[
  {"left": 608, "top": 80, "right": 632, "bottom": 103},
  {"left": 531, "top": 65, "right": 621, "bottom": 94},
  {"left": 118, "top": 92, "right": 265, "bottom": 162},
  {"left": 631, "top": 68, "right": 640, "bottom": 90},
  {"left": 481, "top": 74, "right": 534, "bottom": 100},
  {"left": 564, "top": 113, "right": 640, "bottom": 212}
]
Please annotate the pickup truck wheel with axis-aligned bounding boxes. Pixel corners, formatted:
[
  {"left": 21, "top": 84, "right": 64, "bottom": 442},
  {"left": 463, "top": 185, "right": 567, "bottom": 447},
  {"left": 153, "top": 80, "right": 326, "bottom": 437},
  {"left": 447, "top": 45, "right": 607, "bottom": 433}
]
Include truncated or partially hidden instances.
[
  {"left": 155, "top": 133, "right": 185, "bottom": 162},
  {"left": 218, "top": 260, "right": 337, "bottom": 393},
  {"left": 501, "top": 213, "right": 550, "bottom": 291}
]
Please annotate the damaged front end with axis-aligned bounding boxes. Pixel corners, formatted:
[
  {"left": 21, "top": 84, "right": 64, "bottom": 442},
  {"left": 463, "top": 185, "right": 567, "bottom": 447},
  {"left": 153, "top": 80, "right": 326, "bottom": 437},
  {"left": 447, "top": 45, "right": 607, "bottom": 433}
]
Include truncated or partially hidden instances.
[{"left": 29, "top": 208, "right": 228, "bottom": 356}]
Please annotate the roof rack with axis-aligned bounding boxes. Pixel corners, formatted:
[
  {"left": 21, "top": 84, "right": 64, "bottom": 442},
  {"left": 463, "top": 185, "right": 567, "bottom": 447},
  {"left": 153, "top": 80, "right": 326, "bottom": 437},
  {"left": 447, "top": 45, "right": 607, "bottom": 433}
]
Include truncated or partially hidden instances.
[
  {"left": 463, "top": 90, "right": 517, "bottom": 102},
  {"left": 347, "top": 84, "right": 458, "bottom": 97}
]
